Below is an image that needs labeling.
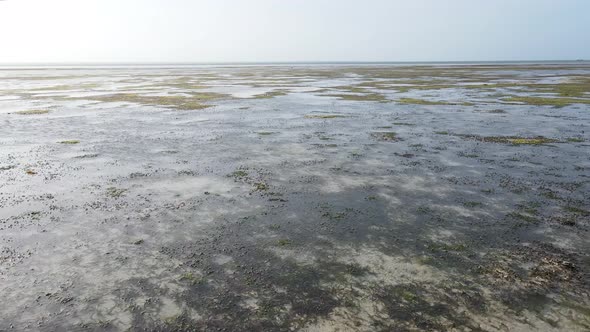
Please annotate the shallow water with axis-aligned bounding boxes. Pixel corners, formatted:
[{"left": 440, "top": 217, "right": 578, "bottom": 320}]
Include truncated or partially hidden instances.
[{"left": 1, "top": 64, "right": 589, "bottom": 331}]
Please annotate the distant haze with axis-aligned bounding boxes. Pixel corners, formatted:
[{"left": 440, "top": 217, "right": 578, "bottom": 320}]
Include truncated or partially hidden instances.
[{"left": 0, "top": 0, "right": 588, "bottom": 63}]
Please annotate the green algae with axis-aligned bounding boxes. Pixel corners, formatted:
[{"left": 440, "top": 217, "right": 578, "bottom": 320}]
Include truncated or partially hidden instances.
[
  {"left": 507, "top": 138, "right": 558, "bottom": 145},
  {"left": 550, "top": 78, "right": 590, "bottom": 97},
  {"left": 162, "top": 77, "right": 209, "bottom": 90},
  {"left": 323, "top": 92, "right": 388, "bottom": 102},
  {"left": 74, "top": 153, "right": 99, "bottom": 159},
  {"left": 106, "top": 187, "right": 127, "bottom": 198},
  {"left": 59, "top": 140, "right": 80, "bottom": 144},
  {"left": 367, "top": 78, "right": 589, "bottom": 98},
  {"left": 371, "top": 132, "right": 400, "bottom": 142},
  {"left": 15, "top": 109, "right": 50, "bottom": 115},
  {"left": 428, "top": 243, "right": 468, "bottom": 252},
  {"left": 79, "top": 92, "right": 225, "bottom": 110},
  {"left": 252, "top": 90, "right": 289, "bottom": 99},
  {"left": 504, "top": 96, "right": 590, "bottom": 107},
  {"left": 304, "top": 114, "right": 346, "bottom": 119},
  {"left": 350, "top": 151, "right": 362, "bottom": 158},
  {"left": 228, "top": 170, "right": 248, "bottom": 178},
  {"left": 398, "top": 98, "right": 473, "bottom": 106},
  {"left": 463, "top": 201, "right": 483, "bottom": 208},
  {"left": 508, "top": 212, "right": 539, "bottom": 223},
  {"left": 179, "top": 272, "right": 204, "bottom": 285},
  {"left": 253, "top": 182, "right": 269, "bottom": 191},
  {"left": 459, "top": 134, "right": 559, "bottom": 145},
  {"left": 567, "top": 137, "right": 585, "bottom": 143},
  {"left": 564, "top": 206, "right": 589, "bottom": 216},
  {"left": 277, "top": 239, "right": 292, "bottom": 246},
  {"left": 321, "top": 211, "right": 346, "bottom": 220},
  {"left": 31, "top": 83, "right": 100, "bottom": 91},
  {"left": 399, "top": 98, "right": 449, "bottom": 105},
  {"left": 516, "top": 202, "right": 541, "bottom": 216}
]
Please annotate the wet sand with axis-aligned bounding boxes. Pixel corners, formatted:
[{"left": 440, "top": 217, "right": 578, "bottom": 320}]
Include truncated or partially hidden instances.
[{"left": 1, "top": 64, "right": 589, "bottom": 331}]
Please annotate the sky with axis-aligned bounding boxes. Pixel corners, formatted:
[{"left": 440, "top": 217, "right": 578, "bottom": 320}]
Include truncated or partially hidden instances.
[{"left": 0, "top": 0, "right": 588, "bottom": 63}]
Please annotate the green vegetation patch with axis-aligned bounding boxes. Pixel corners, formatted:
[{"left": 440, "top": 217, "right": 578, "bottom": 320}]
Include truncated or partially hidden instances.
[
  {"left": 15, "top": 109, "right": 50, "bottom": 115},
  {"left": 371, "top": 131, "right": 400, "bottom": 142},
  {"left": 516, "top": 202, "right": 541, "bottom": 217},
  {"left": 484, "top": 109, "right": 507, "bottom": 114},
  {"left": 567, "top": 137, "right": 585, "bottom": 143},
  {"left": 322, "top": 92, "right": 388, "bottom": 102},
  {"left": 74, "top": 153, "right": 99, "bottom": 159},
  {"left": 506, "top": 138, "right": 558, "bottom": 145},
  {"left": 304, "top": 114, "right": 346, "bottom": 119},
  {"left": 398, "top": 98, "right": 472, "bottom": 106},
  {"left": 106, "top": 187, "right": 127, "bottom": 198},
  {"left": 428, "top": 242, "right": 467, "bottom": 252},
  {"left": 459, "top": 134, "right": 558, "bottom": 145},
  {"left": 253, "top": 182, "right": 269, "bottom": 191},
  {"left": 463, "top": 201, "right": 483, "bottom": 208},
  {"left": 542, "top": 188, "right": 563, "bottom": 200},
  {"left": 252, "top": 89, "right": 289, "bottom": 99},
  {"left": 277, "top": 239, "right": 292, "bottom": 246},
  {"left": 372, "top": 77, "right": 590, "bottom": 97},
  {"left": 321, "top": 211, "right": 346, "bottom": 220},
  {"left": 564, "top": 206, "right": 589, "bottom": 216},
  {"left": 30, "top": 83, "right": 100, "bottom": 91},
  {"left": 548, "top": 77, "right": 590, "bottom": 97},
  {"left": 507, "top": 212, "right": 538, "bottom": 223},
  {"left": 503, "top": 96, "right": 590, "bottom": 107},
  {"left": 59, "top": 140, "right": 80, "bottom": 144},
  {"left": 228, "top": 170, "right": 248, "bottom": 178},
  {"left": 163, "top": 77, "right": 209, "bottom": 90},
  {"left": 350, "top": 151, "right": 362, "bottom": 158},
  {"left": 179, "top": 272, "right": 204, "bottom": 285},
  {"left": 81, "top": 92, "right": 226, "bottom": 110},
  {"left": 415, "top": 255, "right": 434, "bottom": 265}
]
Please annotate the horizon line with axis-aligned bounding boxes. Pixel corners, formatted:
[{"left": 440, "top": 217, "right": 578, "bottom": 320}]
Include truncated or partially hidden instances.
[
  {"left": 0, "top": 59, "right": 588, "bottom": 65},
  {"left": 0, "top": 60, "right": 588, "bottom": 70}
]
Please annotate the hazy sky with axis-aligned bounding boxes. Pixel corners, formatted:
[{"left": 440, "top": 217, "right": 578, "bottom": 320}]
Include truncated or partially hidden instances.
[{"left": 0, "top": 0, "right": 588, "bottom": 63}]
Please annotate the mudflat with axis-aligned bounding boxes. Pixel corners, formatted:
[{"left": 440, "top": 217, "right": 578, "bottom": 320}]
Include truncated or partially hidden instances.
[{"left": 1, "top": 63, "right": 589, "bottom": 331}]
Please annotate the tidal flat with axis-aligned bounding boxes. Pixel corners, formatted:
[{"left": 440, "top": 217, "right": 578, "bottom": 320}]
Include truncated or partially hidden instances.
[{"left": 0, "top": 63, "right": 589, "bottom": 331}]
